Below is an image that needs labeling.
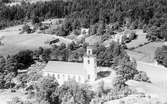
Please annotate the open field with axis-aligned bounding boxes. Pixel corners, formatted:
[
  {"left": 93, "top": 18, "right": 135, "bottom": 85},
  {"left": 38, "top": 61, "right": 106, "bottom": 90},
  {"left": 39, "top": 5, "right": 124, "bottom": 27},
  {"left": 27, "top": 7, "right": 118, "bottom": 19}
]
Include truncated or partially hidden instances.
[
  {"left": 126, "top": 29, "right": 148, "bottom": 48},
  {"left": 137, "top": 61, "right": 167, "bottom": 88},
  {"left": 0, "top": 24, "right": 72, "bottom": 56},
  {"left": 126, "top": 41, "right": 167, "bottom": 102},
  {"left": 127, "top": 42, "right": 164, "bottom": 63},
  {"left": 125, "top": 29, "right": 164, "bottom": 63}
]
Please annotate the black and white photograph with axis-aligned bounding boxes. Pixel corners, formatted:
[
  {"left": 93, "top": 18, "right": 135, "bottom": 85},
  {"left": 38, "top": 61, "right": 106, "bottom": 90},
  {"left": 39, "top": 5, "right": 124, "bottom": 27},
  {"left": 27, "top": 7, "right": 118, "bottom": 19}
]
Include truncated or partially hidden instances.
[{"left": 0, "top": 0, "right": 167, "bottom": 104}]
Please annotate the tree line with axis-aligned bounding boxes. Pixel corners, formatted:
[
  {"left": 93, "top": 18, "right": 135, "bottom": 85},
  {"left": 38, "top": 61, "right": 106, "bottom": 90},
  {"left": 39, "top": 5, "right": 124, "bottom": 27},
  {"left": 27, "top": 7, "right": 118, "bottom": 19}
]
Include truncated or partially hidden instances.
[
  {"left": 0, "top": 0, "right": 167, "bottom": 40},
  {"left": 0, "top": 50, "right": 34, "bottom": 89}
]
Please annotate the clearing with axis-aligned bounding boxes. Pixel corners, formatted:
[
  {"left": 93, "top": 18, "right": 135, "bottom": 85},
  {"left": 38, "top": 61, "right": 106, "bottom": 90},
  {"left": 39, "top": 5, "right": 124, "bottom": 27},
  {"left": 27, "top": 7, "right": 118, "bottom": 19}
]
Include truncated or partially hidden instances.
[
  {"left": 127, "top": 42, "right": 164, "bottom": 63},
  {"left": 0, "top": 24, "right": 72, "bottom": 56},
  {"left": 126, "top": 29, "right": 148, "bottom": 48},
  {"left": 137, "top": 61, "right": 167, "bottom": 89}
]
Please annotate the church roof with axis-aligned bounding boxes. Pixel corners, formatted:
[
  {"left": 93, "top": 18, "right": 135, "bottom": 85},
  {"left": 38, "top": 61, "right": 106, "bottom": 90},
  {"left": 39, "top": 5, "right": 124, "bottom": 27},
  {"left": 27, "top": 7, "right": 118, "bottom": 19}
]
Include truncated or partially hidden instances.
[
  {"left": 87, "top": 45, "right": 97, "bottom": 49},
  {"left": 43, "top": 61, "right": 87, "bottom": 76}
]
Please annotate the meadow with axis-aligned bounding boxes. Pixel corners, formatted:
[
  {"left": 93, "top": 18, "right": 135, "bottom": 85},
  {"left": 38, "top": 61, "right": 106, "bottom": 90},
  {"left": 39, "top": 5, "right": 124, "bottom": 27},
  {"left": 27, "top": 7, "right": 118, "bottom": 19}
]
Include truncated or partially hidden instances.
[{"left": 0, "top": 24, "right": 72, "bottom": 56}]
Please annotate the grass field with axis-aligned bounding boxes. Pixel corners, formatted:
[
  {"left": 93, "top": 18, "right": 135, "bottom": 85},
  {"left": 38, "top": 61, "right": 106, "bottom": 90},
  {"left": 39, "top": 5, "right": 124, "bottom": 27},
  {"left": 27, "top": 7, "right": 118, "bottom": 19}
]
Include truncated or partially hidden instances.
[
  {"left": 0, "top": 24, "right": 72, "bottom": 56},
  {"left": 125, "top": 29, "right": 164, "bottom": 63},
  {"left": 126, "top": 29, "right": 148, "bottom": 48},
  {"left": 127, "top": 42, "right": 164, "bottom": 63},
  {"left": 137, "top": 61, "right": 167, "bottom": 88},
  {"left": 135, "top": 61, "right": 167, "bottom": 102}
]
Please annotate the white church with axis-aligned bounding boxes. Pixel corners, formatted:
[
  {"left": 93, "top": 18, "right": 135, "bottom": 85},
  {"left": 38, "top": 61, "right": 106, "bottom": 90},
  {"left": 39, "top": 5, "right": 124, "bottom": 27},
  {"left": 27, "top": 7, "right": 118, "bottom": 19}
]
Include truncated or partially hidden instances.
[{"left": 43, "top": 45, "right": 110, "bottom": 85}]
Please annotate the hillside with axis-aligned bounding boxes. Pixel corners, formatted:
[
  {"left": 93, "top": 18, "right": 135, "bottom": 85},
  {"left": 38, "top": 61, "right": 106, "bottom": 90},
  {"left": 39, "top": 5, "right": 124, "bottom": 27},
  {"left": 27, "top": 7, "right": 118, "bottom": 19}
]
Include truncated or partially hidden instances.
[
  {"left": 126, "top": 29, "right": 148, "bottom": 48},
  {"left": 127, "top": 42, "right": 164, "bottom": 63},
  {"left": 137, "top": 61, "right": 167, "bottom": 88},
  {"left": 0, "top": 23, "right": 72, "bottom": 56}
]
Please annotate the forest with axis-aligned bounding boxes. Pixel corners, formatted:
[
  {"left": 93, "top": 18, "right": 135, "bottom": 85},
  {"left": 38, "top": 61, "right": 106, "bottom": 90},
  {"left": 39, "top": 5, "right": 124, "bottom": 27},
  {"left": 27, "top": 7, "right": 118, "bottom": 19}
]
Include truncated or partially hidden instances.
[{"left": 0, "top": 0, "right": 167, "bottom": 40}]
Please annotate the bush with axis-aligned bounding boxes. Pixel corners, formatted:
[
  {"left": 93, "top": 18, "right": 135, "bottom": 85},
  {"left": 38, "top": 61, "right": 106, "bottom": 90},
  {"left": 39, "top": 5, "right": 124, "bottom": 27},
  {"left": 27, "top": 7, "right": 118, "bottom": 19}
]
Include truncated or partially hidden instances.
[
  {"left": 97, "top": 71, "right": 111, "bottom": 79},
  {"left": 0, "top": 0, "right": 11, "bottom": 3},
  {"left": 59, "top": 80, "right": 94, "bottom": 104},
  {"left": 130, "top": 21, "right": 138, "bottom": 29},
  {"left": 13, "top": 50, "right": 34, "bottom": 69},
  {"left": 134, "top": 71, "right": 151, "bottom": 83},
  {"left": 155, "top": 45, "right": 167, "bottom": 67},
  {"left": 143, "top": 25, "right": 148, "bottom": 33},
  {"left": 101, "top": 34, "right": 110, "bottom": 42},
  {"left": 129, "top": 32, "right": 137, "bottom": 40},
  {"left": 11, "top": 89, "right": 16, "bottom": 93},
  {"left": 121, "top": 35, "right": 128, "bottom": 43},
  {"left": 22, "top": 24, "right": 32, "bottom": 34},
  {"left": 73, "top": 29, "right": 81, "bottom": 36},
  {"left": 32, "top": 16, "right": 41, "bottom": 25},
  {"left": 39, "top": 25, "right": 49, "bottom": 31}
]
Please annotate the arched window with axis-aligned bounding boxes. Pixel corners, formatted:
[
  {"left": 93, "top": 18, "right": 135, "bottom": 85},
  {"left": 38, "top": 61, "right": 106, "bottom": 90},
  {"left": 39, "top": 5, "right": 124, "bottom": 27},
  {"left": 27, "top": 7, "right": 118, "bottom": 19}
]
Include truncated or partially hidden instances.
[
  {"left": 88, "top": 50, "right": 91, "bottom": 54},
  {"left": 88, "top": 60, "right": 90, "bottom": 64}
]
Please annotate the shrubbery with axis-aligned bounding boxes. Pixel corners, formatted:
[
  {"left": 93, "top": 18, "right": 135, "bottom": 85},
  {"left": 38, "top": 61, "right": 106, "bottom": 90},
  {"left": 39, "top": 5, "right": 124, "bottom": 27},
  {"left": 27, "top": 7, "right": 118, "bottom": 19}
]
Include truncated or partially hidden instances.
[
  {"left": 21, "top": 24, "right": 32, "bottom": 34},
  {"left": 134, "top": 71, "right": 151, "bottom": 83},
  {"left": 0, "top": 0, "right": 10, "bottom": 3},
  {"left": 113, "top": 55, "right": 150, "bottom": 91},
  {"left": 129, "top": 32, "right": 137, "bottom": 40},
  {"left": 0, "top": 50, "right": 34, "bottom": 89},
  {"left": 155, "top": 45, "right": 167, "bottom": 67}
]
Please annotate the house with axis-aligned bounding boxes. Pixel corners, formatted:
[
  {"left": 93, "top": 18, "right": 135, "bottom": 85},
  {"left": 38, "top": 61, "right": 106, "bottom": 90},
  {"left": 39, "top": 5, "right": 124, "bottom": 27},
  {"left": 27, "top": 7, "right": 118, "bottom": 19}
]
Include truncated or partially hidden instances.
[
  {"left": 43, "top": 45, "right": 98, "bottom": 85},
  {"left": 113, "top": 33, "right": 124, "bottom": 43},
  {"left": 81, "top": 28, "right": 89, "bottom": 36}
]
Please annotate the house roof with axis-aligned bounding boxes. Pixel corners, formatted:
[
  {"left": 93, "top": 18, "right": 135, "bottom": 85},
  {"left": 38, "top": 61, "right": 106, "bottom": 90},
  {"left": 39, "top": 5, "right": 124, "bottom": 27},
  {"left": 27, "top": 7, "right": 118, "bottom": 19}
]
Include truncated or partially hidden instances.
[{"left": 43, "top": 61, "right": 87, "bottom": 76}]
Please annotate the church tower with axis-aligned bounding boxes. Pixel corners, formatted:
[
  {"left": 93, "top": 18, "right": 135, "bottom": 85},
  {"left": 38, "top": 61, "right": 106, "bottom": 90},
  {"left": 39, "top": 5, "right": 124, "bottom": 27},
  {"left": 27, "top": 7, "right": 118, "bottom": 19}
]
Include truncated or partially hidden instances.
[{"left": 83, "top": 45, "right": 97, "bottom": 81}]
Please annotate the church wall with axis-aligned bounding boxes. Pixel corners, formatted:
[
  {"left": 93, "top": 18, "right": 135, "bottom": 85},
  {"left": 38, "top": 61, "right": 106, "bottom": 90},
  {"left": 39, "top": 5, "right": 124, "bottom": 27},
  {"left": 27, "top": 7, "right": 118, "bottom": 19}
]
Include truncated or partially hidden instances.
[{"left": 43, "top": 72, "right": 85, "bottom": 85}]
